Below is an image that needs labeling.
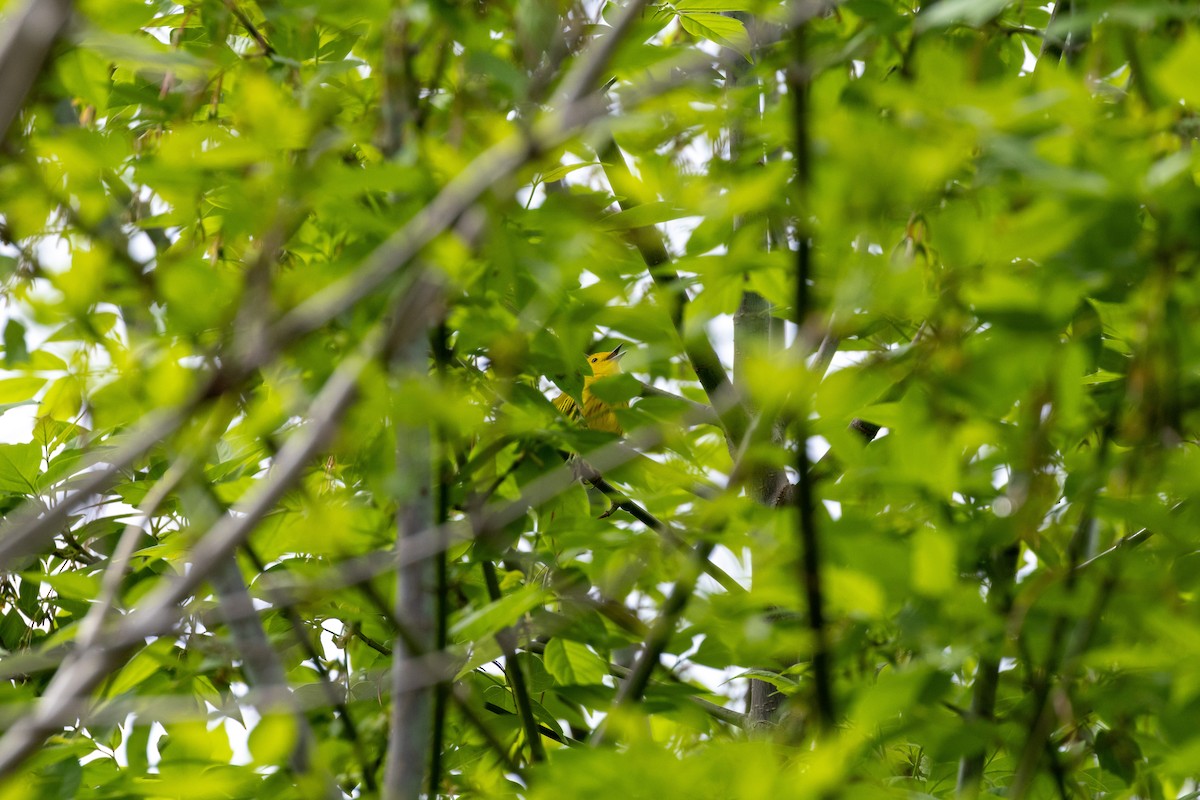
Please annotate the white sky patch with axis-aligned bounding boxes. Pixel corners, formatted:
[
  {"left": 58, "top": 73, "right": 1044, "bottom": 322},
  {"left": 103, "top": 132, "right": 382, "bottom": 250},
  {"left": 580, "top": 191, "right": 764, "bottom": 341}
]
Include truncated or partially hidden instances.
[
  {"left": 227, "top": 705, "right": 258, "bottom": 766},
  {"left": 698, "top": 544, "right": 750, "bottom": 595},
  {"left": 1016, "top": 547, "right": 1038, "bottom": 582},
  {"left": 707, "top": 314, "right": 734, "bottom": 366},
  {"left": 1020, "top": 39, "right": 1038, "bottom": 74},
  {"left": 662, "top": 215, "right": 704, "bottom": 254},
  {"left": 517, "top": 181, "right": 545, "bottom": 209},
  {"left": 128, "top": 231, "right": 157, "bottom": 264}
]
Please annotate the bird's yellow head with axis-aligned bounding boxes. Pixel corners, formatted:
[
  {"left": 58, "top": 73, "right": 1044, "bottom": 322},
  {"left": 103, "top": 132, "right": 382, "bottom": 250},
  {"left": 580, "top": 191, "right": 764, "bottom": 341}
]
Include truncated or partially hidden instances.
[{"left": 585, "top": 343, "right": 625, "bottom": 378}]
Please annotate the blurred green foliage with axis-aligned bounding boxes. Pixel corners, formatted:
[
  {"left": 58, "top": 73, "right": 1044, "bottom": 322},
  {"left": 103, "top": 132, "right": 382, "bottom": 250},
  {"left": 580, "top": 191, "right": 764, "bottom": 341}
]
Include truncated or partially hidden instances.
[{"left": 1, "top": 0, "right": 1200, "bottom": 798}]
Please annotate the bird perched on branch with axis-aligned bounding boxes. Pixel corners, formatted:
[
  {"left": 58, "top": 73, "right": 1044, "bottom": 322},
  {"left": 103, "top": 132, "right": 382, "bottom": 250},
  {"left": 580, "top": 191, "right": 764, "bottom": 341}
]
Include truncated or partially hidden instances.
[{"left": 553, "top": 343, "right": 627, "bottom": 434}]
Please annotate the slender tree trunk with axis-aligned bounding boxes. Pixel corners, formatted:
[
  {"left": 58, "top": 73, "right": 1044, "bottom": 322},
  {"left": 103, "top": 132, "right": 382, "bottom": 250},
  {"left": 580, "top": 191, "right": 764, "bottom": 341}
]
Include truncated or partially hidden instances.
[
  {"left": 720, "top": 11, "right": 791, "bottom": 728},
  {"left": 736, "top": 289, "right": 787, "bottom": 726},
  {"left": 384, "top": 333, "right": 436, "bottom": 800},
  {"left": 379, "top": 11, "right": 436, "bottom": 796}
]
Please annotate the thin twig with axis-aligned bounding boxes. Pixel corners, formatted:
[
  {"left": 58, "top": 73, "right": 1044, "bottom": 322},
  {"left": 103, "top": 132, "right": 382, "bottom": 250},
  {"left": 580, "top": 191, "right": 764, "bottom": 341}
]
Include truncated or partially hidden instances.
[
  {"left": 592, "top": 539, "right": 716, "bottom": 744},
  {"left": 481, "top": 562, "right": 546, "bottom": 764},
  {"left": 223, "top": 0, "right": 274, "bottom": 56},
  {"left": 243, "top": 545, "right": 378, "bottom": 794},
  {"left": 582, "top": 469, "right": 745, "bottom": 595}
]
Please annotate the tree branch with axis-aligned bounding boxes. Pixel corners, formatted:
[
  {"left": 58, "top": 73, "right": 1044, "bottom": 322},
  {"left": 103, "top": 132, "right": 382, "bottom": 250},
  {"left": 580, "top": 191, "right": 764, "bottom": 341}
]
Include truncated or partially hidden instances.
[
  {"left": 787, "top": 19, "right": 835, "bottom": 735},
  {"left": 385, "top": 331, "right": 438, "bottom": 799},
  {"left": 481, "top": 562, "right": 545, "bottom": 764},
  {"left": 593, "top": 538, "right": 715, "bottom": 744},
  {"left": 599, "top": 140, "right": 751, "bottom": 450},
  {"left": 0, "top": 284, "right": 443, "bottom": 774},
  {"left": 0, "top": 0, "right": 73, "bottom": 144}
]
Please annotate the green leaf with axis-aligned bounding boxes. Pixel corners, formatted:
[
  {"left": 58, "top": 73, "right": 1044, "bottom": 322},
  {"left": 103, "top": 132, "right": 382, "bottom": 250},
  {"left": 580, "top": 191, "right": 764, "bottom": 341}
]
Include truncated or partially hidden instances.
[
  {"left": 249, "top": 714, "right": 299, "bottom": 767},
  {"left": 3, "top": 319, "right": 29, "bottom": 367},
  {"left": 910, "top": 527, "right": 957, "bottom": 597},
  {"left": 451, "top": 584, "right": 548, "bottom": 643},
  {"left": 598, "top": 201, "right": 691, "bottom": 231},
  {"left": 677, "top": 12, "right": 751, "bottom": 59},
  {"left": 104, "top": 642, "right": 175, "bottom": 698},
  {"left": 1154, "top": 31, "right": 1200, "bottom": 108},
  {"left": 675, "top": 1, "right": 754, "bottom": 10},
  {"left": 25, "top": 569, "right": 99, "bottom": 602},
  {"left": 0, "top": 376, "right": 46, "bottom": 404},
  {"left": 0, "top": 442, "right": 41, "bottom": 493},
  {"left": 539, "top": 161, "right": 605, "bottom": 184},
  {"left": 914, "top": 0, "right": 1011, "bottom": 31},
  {"left": 544, "top": 638, "right": 609, "bottom": 686}
]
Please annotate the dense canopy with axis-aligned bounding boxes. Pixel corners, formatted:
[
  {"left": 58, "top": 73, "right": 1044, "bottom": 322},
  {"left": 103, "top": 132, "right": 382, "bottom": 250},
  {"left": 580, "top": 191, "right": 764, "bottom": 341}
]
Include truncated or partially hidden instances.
[{"left": 2, "top": 0, "right": 1200, "bottom": 798}]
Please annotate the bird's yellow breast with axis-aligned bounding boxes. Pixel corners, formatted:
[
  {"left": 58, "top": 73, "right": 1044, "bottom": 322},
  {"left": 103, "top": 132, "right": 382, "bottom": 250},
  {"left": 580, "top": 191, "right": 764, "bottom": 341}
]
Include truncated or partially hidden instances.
[{"left": 553, "top": 344, "right": 628, "bottom": 434}]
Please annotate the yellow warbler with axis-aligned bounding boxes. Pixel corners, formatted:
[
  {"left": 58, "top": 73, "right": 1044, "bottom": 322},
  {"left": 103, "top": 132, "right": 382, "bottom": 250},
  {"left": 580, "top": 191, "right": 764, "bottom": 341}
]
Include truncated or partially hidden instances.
[{"left": 553, "top": 343, "right": 627, "bottom": 434}]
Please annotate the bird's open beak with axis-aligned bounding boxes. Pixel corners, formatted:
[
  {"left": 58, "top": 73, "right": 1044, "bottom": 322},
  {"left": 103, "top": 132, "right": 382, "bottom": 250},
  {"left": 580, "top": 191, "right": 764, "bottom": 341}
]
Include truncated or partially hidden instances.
[{"left": 606, "top": 344, "right": 626, "bottom": 361}]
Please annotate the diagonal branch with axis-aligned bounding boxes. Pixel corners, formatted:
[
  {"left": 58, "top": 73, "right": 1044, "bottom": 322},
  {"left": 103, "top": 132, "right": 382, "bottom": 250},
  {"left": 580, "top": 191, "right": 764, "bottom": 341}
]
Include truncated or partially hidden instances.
[
  {"left": 599, "top": 140, "right": 750, "bottom": 450},
  {"left": 592, "top": 537, "right": 716, "bottom": 745},
  {"left": 0, "top": 0, "right": 816, "bottom": 575},
  {"left": 0, "top": 406, "right": 193, "bottom": 571},
  {"left": 0, "top": 281, "right": 444, "bottom": 775},
  {"left": 0, "top": 0, "right": 73, "bottom": 143}
]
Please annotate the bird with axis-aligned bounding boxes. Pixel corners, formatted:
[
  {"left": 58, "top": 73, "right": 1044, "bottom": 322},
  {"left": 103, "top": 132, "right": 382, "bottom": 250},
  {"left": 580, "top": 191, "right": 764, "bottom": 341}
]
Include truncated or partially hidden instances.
[{"left": 553, "top": 343, "right": 627, "bottom": 434}]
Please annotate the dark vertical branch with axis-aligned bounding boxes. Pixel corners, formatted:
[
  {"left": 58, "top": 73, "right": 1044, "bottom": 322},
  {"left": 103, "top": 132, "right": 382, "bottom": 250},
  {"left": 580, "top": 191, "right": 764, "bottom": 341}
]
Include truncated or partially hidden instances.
[
  {"left": 1009, "top": 572, "right": 1117, "bottom": 799},
  {"left": 723, "top": 11, "right": 788, "bottom": 727},
  {"left": 786, "top": 21, "right": 835, "bottom": 735},
  {"left": 427, "top": 323, "right": 452, "bottom": 798},
  {"left": 481, "top": 561, "right": 546, "bottom": 764},
  {"left": 955, "top": 544, "right": 1018, "bottom": 797},
  {"left": 1007, "top": 430, "right": 1112, "bottom": 796}
]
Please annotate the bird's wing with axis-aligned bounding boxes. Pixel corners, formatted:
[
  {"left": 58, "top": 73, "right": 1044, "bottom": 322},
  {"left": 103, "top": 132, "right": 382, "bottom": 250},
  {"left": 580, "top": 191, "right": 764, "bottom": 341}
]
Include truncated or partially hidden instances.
[{"left": 553, "top": 391, "right": 582, "bottom": 421}]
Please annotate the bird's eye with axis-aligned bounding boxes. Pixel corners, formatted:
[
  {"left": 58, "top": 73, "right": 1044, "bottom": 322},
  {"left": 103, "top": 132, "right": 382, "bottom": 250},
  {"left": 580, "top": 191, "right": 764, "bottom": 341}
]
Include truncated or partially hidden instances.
[{"left": 590, "top": 358, "right": 598, "bottom": 363}]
